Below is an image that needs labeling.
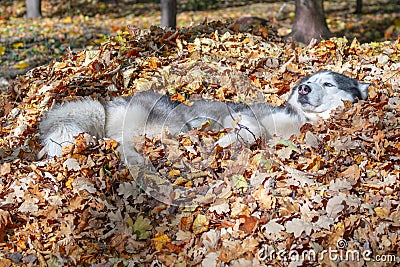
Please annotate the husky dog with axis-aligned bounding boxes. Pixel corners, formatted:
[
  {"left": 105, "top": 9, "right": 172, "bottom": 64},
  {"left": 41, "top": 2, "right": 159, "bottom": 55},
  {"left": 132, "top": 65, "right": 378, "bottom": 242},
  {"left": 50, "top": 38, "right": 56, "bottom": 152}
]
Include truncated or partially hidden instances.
[{"left": 39, "top": 71, "right": 369, "bottom": 165}]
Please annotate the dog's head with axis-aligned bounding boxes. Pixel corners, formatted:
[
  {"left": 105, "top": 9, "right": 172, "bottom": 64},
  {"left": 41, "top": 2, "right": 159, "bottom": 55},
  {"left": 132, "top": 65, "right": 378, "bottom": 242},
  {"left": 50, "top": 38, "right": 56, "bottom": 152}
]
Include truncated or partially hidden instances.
[{"left": 287, "top": 71, "right": 370, "bottom": 121}]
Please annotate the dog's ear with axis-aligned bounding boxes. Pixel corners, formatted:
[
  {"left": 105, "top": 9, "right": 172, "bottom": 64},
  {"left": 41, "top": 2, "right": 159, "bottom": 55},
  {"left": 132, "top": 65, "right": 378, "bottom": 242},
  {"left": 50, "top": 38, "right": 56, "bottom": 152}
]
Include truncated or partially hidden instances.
[{"left": 358, "top": 82, "right": 370, "bottom": 100}]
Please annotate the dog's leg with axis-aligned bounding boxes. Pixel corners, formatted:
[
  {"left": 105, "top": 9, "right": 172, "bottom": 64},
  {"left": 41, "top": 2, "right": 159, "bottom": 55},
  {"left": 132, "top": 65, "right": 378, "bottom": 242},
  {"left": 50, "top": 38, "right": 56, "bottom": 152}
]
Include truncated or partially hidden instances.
[
  {"left": 216, "top": 114, "right": 265, "bottom": 147},
  {"left": 40, "top": 99, "right": 106, "bottom": 158}
]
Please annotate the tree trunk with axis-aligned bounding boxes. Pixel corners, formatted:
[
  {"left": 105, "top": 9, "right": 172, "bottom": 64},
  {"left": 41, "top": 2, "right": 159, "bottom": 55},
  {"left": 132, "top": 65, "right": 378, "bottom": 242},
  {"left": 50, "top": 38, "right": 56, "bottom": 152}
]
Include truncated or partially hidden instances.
[
  {"left": 26, "top": 0, "right": 42, "bottom": 18},
  {"left": 161, "top": 0, "right": 177, "bottom": 28},
  {"left": 355, "top": 0, "right": 363, "bottom": 14},
  {"left": 288, "top": 0, "right": 331, "bottom": 44}
]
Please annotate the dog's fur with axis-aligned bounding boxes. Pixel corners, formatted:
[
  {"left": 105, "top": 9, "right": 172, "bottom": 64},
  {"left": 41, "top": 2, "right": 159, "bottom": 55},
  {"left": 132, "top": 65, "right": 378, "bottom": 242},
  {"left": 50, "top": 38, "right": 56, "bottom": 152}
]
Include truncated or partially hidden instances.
[{"left": 39, "top": 71, "right": 369, "bottom": 165}]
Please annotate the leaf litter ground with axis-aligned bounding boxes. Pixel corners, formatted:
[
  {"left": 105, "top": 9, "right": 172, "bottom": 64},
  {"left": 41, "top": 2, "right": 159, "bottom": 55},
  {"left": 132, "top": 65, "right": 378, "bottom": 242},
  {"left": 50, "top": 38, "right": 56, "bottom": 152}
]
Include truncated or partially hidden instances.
[{"left": 0, "top": 7, "right": 400, "bottom": 267}]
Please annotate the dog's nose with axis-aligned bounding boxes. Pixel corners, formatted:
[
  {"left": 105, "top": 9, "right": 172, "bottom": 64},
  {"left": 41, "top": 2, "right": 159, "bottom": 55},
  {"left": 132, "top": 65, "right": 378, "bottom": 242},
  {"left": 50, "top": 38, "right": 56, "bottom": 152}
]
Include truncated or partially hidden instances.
[{"left": 298, "top": 84, "right": 311, "bottom": 95}]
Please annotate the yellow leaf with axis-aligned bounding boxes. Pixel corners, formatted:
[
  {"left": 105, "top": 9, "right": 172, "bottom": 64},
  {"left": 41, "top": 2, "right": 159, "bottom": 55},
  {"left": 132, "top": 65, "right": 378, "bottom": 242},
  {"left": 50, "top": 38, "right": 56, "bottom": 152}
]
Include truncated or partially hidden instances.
[
  {"left": 374, "top": 207, "right": 388, "bottom": 218},
  {"left": 148, "top": 57, "right": 159, "bottom": 70},
  {"left": 310, "top": 156, "right": 322, "bottom": 172},
  {"left": 62, "top": 16, "right": 72, "bottom": 24},
  {"left": 394, "top": 17, "right": 400, "bottom": 30},
  {"left": 66, "top": 177, "right": 74, "bottom": 189},
  {"left": 192, "top": 214, "right": 209, "bottom": 235},
  {"left": 12, "top": 42, "right": 24, "bottom": 49},
  {"left": 232, "top": 174, "right": 248, "bottom": 190},
  {"left": 17, "top": 239, "right": 27, "bottom": 250},
  {"left": 286, "top": 62, "right": 299, "bottom": 73},
  {"left": 14, "top": 61, "right": 29, "bottom": 69},
  {"left": 251, "top": 153, "right": 274, "bottom": 170},
  {"left": 54, "top": 62, "right": 67, "bottom": 69},
  {"left": 152, "top": 233, "right": 170, "bottom": 250},
  {"left": 115, "top": 33, "right": 127, "bottom": 44},
  {"left": 275, "top": 140, "right": 300, "bottom": 152},
  {"left": 242, "top": 37, "right": 250, "bottom": 44},
  {"left": 56, "top": 172, "right": 64, "bottom": 181},
  {"left": 169, "top": 169, "right": 180, "bottom": 177},
  {"left": 173, "top": 176, "right": 187, "bottom": 186},
  {"left": 171, "top": 93, "right": 185, "bottom": 102},
  {"left": 334, "top": 221, "right": 345, "bottom": 231},
  {"left": 0, "top": 45, "right": 6, "bottom": 55},
  {"left": 181, "top": 136, "right": 192, "bottom": 146}
]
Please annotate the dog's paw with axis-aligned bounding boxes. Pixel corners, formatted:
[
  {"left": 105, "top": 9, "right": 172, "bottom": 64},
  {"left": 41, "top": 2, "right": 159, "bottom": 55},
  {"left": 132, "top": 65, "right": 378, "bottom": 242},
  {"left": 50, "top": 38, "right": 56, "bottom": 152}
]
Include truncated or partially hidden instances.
[{"left": 215, "top": 133, "right": 237, "bottom": 148}]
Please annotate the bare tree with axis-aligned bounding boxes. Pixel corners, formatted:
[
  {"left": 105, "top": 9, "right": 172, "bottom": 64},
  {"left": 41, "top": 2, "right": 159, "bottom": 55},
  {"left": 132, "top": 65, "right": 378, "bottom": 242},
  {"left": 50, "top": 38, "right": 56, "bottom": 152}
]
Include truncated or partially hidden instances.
[
  {"left": 26, "top": 0, "right": 42, "bottom": 18},
  {"left": 288, "top": 0, "right": 331, "bottom": 44},
  {"left": 161, "top": 0, "right": 177, "bottom": 28}
]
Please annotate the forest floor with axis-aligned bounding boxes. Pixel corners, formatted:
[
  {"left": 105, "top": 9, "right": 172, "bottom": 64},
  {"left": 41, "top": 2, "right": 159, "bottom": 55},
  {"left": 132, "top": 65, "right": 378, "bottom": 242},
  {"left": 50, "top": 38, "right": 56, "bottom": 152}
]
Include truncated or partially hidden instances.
[{"left": 1, "top": 0, "right": 399, "bottom": 86}]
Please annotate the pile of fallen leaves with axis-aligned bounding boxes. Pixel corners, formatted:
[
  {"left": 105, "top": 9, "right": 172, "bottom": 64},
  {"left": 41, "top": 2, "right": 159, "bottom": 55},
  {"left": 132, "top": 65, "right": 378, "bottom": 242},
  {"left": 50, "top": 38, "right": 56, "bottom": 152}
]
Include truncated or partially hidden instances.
[{"left": 0, "top": 19, "right": 399, "bottom": 266}]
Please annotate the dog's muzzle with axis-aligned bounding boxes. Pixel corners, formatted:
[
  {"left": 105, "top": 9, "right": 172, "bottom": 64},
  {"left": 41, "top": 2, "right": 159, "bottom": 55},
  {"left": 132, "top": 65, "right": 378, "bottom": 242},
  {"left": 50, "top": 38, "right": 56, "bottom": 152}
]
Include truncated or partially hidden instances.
[
  {"left": 297, "top": 84, "right": 312, "bottom": 105},
  {"left": 298, "top": 84, "right": 311, "bottom": 95}
]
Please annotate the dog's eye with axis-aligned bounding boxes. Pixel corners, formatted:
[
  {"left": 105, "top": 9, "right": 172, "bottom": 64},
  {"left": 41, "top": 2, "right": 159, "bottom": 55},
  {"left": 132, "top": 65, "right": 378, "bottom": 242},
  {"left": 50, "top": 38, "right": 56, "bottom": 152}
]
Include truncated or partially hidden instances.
[{"left": 323, "top": 82, "right": 334, "bottom": 87}]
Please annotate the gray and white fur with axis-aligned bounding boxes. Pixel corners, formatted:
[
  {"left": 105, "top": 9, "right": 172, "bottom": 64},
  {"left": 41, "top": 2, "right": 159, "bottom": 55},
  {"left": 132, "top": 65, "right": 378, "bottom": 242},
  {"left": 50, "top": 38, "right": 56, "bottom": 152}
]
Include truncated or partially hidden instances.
[{"left": 39, "top": 71, "right": 370, "bottom": 165}]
